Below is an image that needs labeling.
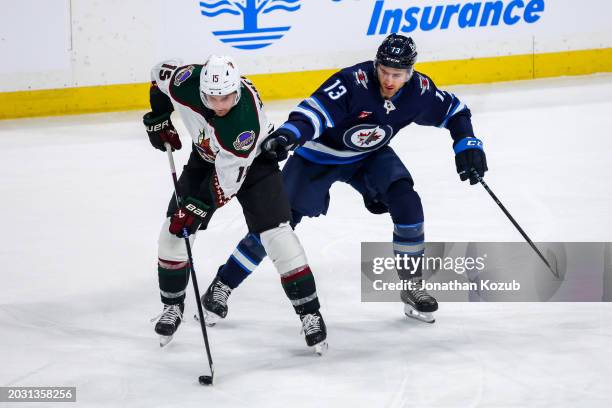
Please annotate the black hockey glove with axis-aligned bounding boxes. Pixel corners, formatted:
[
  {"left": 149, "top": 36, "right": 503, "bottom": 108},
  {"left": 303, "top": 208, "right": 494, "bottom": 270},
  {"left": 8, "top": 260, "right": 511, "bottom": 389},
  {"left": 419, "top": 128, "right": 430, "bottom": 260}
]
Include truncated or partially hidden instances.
[
  {"left": 261, "top": 127, "right": 299, "bottom": 161},
  {"left": 454, "top": 137, "right": 488, "bottom": 185},
  {"left": 169, "top": 197, "right": 210, "bottom": 238},
  {"left": 143, "top": 111, "right": 182, "bottom": 152}
]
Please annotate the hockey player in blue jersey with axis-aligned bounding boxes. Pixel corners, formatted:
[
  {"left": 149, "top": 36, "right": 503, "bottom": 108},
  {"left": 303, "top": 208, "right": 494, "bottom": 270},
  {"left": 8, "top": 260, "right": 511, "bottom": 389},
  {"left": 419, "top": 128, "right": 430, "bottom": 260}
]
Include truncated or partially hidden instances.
[{"left": 201, "top": 34, "right": 487, "bottom": 326}]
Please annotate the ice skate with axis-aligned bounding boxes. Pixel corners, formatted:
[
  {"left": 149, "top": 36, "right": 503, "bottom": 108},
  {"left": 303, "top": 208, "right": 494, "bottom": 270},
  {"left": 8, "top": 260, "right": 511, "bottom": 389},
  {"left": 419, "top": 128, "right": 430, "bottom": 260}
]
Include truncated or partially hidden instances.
[
  {"left": 401, "top": 279, "right": 438, "bottom": 324},
  {"left": 153, "top": 303, "right": 184, "bottom": 347},
  {"left": 300, "top": 311, "right": 328, "bottom": 355},
  {"left": 201, "top": 276, "right": 232, "bottom": 327}
]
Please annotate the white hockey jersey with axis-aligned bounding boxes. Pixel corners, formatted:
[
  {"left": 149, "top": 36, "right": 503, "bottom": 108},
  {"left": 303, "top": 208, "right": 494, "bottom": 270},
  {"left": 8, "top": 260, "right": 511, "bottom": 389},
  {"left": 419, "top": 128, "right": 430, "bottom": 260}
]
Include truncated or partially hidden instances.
[{"left": 151, "top": 59, "right": 273, "bottom": 207}]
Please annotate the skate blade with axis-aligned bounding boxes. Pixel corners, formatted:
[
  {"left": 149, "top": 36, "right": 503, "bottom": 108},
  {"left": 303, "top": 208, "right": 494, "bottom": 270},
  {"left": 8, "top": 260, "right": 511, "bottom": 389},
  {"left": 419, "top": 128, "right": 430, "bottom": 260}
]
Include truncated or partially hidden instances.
[
  {"left": 159, "top": 335, "right": 174, "bottom": 347},
  {"left": 313, "top": 341, "right": 328, "bottom": 356},
  {"left": 404, "top": 304, "right": 435, "bottom": 324},
  {"left": 194, "top": 311, "right": 221, "bottom": 327},
  {"left": 204, "top": 310, "right": 222, "bottom": 327}
]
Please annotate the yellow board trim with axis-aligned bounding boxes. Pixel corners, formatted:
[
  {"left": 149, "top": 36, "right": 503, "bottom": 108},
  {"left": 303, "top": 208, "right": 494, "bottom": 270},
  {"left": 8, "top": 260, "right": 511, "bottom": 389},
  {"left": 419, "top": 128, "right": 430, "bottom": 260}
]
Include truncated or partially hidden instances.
[{"left": 1, "top": 47, "right": 611, "bottom": 120}]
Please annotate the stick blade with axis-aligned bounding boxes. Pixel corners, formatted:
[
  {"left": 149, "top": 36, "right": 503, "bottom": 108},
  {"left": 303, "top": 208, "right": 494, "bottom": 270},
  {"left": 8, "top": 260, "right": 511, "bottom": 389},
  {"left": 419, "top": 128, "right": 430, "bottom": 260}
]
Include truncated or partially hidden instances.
[{"left": 199, "top": 375, "right": 213, "bottom": 386}]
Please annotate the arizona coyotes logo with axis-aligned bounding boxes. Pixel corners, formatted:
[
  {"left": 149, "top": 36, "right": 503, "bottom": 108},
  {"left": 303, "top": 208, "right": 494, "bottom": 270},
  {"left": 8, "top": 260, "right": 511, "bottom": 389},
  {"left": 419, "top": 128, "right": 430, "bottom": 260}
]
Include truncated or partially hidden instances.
[
  {"left": 196, "top": 129, "right": 216, "bottom": 162},
  {"left": 354, "top": 69, "right": 368, "bottom": 89}
]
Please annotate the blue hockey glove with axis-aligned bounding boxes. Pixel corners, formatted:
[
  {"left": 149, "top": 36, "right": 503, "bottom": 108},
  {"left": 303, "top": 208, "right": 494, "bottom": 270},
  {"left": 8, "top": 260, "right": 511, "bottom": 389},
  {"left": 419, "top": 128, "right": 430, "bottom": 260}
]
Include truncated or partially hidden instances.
[
  {"left": 262, "top": 127, "right": 299, "bottom": 161},
  {"left": 454, "top": 137, "right": 488, "bottom": 185}
]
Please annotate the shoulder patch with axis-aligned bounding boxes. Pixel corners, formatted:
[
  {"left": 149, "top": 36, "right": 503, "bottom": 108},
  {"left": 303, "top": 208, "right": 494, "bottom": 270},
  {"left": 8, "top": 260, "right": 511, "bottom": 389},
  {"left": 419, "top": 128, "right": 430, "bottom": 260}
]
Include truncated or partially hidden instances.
[
  {"left": 174, "top": 65, "right": 195, "bottom": 87},
  {"left": 353, "top": 69, "right": 369, "bottom": 89},
  {"left": 169, "top": 64, "right": 207, "bottom": 116},
  {"left": 417, "top": 73, "right": 430, "bottom": 96},
  {"left": 233, "top": 130, "right": 256, "bottom": 151}
]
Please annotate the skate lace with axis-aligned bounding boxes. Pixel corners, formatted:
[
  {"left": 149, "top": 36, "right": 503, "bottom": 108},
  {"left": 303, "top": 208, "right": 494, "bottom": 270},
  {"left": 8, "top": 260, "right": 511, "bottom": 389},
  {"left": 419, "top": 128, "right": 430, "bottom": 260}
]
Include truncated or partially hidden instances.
[
  {"left": 157, "top": 304, "right": 183, "bottom": 325},
  {"left": 212, "top": 281, "right": 231, "bottom": 306},
  {"left": 409, "top": 280, "right": 430, "bottom": 302},
  {"left": 301, "top": 314, "right": 322, "bottom": 336}
]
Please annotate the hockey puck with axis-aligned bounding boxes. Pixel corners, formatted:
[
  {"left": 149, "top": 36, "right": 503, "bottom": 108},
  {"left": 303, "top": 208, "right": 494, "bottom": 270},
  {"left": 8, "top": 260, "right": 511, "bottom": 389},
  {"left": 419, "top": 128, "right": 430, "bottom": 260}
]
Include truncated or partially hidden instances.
[{"left": 199, "top": 375, "right": 213, "bottom": 386}]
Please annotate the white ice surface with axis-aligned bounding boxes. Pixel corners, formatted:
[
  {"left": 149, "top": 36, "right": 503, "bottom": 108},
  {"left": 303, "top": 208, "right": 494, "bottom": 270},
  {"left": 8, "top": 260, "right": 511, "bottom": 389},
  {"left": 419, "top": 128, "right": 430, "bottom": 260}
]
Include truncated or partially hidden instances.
[{"left": 1, "top": 75, "right": 612, "bottom": 407}]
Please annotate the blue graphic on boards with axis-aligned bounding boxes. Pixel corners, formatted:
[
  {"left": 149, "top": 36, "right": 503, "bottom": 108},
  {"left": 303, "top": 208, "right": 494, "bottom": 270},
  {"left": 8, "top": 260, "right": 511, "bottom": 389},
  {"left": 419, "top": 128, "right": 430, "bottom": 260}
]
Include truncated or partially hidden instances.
[{"left": 200, "top": 0, "right": 301, "bottom": 50}]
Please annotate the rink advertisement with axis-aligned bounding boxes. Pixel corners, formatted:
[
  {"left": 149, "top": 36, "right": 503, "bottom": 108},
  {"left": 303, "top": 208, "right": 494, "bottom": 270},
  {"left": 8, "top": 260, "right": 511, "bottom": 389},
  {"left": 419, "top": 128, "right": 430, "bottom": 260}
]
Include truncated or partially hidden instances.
[
  {"left": 361, "top": 242, "right": 612, "bottom": 302},
  {"left": 1, "top": 0, "right": 612, "bottom": 118},
  {"left": 162, "top": 0, "right": 612, "bottom": 75},
  {"left": 3, "top": 0, "right": 612, "bottom": 91}
]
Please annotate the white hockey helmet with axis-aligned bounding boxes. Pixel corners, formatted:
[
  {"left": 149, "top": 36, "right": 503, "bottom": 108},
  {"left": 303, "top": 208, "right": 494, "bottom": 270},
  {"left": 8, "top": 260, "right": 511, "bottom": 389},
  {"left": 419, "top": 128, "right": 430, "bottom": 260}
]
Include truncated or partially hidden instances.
[{"left": 200, "top": 55, "right": 241, "bottom": 109}]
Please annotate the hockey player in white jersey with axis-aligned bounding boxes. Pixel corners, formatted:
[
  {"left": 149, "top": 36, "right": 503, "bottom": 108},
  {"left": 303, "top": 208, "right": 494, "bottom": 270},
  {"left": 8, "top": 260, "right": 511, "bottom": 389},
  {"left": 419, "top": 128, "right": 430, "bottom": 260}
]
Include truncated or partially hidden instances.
[{"left": 143, "top": 55, "right": 327, "bottom": 353}]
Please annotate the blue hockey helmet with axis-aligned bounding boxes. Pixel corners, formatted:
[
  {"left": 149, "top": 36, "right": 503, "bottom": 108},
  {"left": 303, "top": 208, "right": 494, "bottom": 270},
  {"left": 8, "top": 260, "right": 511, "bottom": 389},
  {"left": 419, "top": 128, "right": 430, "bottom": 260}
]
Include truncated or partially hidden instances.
[{"left": 375, "top": 34, "right": 417, "bottom": 71}]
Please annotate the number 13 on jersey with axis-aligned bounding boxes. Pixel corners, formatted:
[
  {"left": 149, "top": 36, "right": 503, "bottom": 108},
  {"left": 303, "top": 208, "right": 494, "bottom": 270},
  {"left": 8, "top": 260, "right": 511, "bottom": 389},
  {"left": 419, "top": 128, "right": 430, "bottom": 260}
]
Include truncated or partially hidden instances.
[{"left": 324, "top": 79, "right": 347, "bottom": 100}]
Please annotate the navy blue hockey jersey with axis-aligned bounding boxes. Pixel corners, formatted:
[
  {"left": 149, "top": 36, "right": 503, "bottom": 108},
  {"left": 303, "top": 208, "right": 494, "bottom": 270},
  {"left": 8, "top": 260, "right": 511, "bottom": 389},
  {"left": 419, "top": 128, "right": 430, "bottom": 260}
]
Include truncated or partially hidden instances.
[{"left": 280, "top": 61, "right": 475, "bottom": 165}]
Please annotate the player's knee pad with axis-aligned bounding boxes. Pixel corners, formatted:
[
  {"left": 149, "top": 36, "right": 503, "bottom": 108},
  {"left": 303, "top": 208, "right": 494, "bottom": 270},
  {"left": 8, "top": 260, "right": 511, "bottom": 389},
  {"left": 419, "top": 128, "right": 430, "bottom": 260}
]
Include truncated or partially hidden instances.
[
  {"left": 260, "top": 222, "right": 307, "bottom": 274},
  {"left": 158, "top": 217, "right": 196, "bottom": 262}
]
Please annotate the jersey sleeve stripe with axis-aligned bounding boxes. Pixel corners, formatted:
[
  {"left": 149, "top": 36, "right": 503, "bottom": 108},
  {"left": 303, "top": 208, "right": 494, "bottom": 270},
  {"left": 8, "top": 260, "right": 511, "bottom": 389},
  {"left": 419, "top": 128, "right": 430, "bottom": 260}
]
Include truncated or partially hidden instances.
[
  {"left": 439, "top": 95, "right": 467, "bottom": 128},
  {"left": 305, "top": 96, "right": 335, "bottom": 128},
  {"left": 293, "top": 105, "right": 323, "bottom": 138},
  {"left": 295, "top": 145, "right": 370, "bottom": 165},
  {"left": 279, "top": 123, "right": 302, "bottom": 139},
  {"left": 295, "top": 140, "right": 372, "bottom": 164}
]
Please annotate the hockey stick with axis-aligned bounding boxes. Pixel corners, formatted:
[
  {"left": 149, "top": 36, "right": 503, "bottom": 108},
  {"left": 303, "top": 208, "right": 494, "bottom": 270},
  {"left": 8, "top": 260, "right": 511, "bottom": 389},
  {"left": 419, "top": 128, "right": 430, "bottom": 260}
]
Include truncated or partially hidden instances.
[
  {"left": 471, "top": 170, "right": 559, "bottom": 279},
  {"left": 164, "top": 143, "right": 215, "bottom": 386}
]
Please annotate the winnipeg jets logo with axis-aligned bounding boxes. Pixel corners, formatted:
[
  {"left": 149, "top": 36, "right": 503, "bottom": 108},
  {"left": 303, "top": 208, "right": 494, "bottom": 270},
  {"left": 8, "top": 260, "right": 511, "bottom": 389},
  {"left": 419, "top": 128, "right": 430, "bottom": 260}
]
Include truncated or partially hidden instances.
[
  {"left": 354, "top": 69, "right": 368, "bottom": 89},
  {"left": 384, "top": 100, "right": 396, "bottom": 115},
  {"left": 356, "top": 127, "right": 384, "bottom": 146},
  {"left": 358, "top": 111, "right": 372, "bottom": 119},
  {"left": 343, "top": 124, "right": 394, "bottom": 152}
]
